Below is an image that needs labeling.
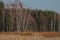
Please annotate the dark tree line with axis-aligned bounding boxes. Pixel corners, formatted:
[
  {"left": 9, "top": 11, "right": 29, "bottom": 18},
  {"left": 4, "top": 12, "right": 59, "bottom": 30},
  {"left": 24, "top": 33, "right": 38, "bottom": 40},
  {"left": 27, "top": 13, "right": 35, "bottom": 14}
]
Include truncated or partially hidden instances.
[
  {"left": 30, "top": 9, "right": 59, "bottom": 32},
  {"left": 0, "top": 1, "right": 4, "bottom": 32}
]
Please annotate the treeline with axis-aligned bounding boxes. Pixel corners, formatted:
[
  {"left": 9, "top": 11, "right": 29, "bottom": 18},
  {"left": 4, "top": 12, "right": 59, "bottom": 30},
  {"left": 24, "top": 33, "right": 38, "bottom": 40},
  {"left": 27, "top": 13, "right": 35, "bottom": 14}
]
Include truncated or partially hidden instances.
[
  {"left": 0, "top": 1, "right": 60, "bottom": 32},
  {"left": 30, "top": 9, "right": 59, "bottom": 32},
  {"left": 0, "top": 1, "right": 4, "bottom": 31}
]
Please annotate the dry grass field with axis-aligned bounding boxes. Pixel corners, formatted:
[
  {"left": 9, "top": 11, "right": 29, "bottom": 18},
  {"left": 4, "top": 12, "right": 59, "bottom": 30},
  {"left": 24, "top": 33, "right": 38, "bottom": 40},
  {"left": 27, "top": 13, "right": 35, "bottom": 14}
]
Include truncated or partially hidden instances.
[{"left": 0, "top": 32, "right": 60, "bottom": 40}]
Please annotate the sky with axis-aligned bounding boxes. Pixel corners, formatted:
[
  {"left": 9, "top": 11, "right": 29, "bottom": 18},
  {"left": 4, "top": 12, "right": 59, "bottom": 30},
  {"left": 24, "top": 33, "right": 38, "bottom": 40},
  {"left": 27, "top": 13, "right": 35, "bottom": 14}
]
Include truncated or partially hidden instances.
[{"left": 2, "top": 0, "right": 60, "bottom": 13}]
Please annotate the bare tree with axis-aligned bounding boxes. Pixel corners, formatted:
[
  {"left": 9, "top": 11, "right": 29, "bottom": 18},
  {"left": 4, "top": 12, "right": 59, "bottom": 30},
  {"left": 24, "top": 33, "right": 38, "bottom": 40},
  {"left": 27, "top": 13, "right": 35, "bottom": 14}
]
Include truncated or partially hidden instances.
[
  {"left": 25, "top": 9, "right": 30, "bottom": 32},
  {"left": 22, "top": 10, "right": 27, "bottom": 32},
  {"left": 53, "top": 14, "right": 56, "bottom": 32}
]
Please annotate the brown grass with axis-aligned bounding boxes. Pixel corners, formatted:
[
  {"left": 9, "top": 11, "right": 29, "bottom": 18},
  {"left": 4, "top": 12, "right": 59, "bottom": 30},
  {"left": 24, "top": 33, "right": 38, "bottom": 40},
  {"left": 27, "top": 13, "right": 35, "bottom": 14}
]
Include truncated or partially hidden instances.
[{"left": 0, "top": 32, "right": 60, "bottom": 37}]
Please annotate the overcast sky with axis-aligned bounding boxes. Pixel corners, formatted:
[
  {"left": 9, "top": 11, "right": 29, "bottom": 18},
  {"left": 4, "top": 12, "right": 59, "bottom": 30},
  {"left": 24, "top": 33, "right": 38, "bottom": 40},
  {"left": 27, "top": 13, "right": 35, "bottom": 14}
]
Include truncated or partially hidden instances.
[{"left": 2, "top": 0, "right": 60, "bottom": 13}]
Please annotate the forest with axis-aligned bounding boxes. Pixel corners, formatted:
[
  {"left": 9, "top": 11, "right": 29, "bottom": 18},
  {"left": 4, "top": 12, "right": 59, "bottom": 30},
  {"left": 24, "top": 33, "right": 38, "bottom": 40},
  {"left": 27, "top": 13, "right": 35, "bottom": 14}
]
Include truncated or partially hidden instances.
[{"left": 0, "top": 1, "right": 60, "bottom": 32}]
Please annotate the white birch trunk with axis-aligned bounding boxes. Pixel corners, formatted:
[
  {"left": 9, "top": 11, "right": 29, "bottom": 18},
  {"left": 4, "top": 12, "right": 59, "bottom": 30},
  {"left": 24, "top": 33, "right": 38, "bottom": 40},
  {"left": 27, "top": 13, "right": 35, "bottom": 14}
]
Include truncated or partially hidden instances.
[
  {"left": 53, "top": 14, "right": 56, "bottom": 32},
  {"left": 51, "top": 18, "right": 53, "bottom": 32},
  {"left": 25, "top": 11, "right": 30, "bottom": 32},
  {"left": 22, "top": 11, "right": 26, "bottom": 32}
]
